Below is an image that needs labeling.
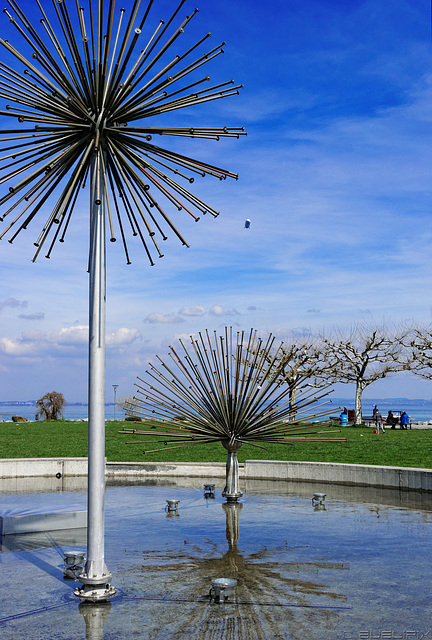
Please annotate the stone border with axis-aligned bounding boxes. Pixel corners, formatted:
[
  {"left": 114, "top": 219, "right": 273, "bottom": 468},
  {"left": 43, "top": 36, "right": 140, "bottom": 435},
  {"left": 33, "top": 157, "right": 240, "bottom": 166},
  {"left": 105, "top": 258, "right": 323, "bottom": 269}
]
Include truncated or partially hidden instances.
[
  {"left": 0, "top": 457, "right": 88, "bottom": 478},
  {"left": 243, "top": 460, "right": 432, "bottom": 492},
  {"left": 1, "top": 458, "right": 432, "bottom": 492},
  {"left": 106, "top": 461, "right": 227, "bottom": 478}
]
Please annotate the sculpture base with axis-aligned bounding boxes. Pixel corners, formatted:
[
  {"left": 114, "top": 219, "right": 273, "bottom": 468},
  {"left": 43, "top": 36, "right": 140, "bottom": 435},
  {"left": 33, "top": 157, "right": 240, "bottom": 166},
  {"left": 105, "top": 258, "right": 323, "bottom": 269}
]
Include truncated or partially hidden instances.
[
  {"left": 74, "top": 582, "right": 117, "bottom": 603},
  {"left": 75, "top": 567, "right": 116, "bottom": 602},
  {"left": 221, "top": 489, "right": 243, "bottom": 503},
  {"left": 222, "top": 442, "right": 243, "bottom": 502}
]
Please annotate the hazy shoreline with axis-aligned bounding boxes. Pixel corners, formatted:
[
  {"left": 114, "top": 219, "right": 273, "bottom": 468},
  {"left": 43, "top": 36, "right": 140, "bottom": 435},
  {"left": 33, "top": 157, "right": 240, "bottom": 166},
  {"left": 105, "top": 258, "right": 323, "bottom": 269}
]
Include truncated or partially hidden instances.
[
  {"left": 2, "top": 397, "right": 432, "bottom": 422},
  {"left": 0, "top": 402, "right": 124, "bottom": 422}
]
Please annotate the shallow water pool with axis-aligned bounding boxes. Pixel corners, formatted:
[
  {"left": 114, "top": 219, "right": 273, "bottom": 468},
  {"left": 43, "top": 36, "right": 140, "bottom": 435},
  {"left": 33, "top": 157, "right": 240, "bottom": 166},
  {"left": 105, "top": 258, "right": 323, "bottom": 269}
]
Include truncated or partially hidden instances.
[{"left": 1, "top": 476, "right": 431, "bottom": 639}]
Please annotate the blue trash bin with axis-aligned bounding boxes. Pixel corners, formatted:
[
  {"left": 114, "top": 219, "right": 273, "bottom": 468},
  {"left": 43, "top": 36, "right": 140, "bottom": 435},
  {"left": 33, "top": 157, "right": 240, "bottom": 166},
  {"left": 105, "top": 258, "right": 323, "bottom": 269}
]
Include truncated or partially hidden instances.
[{"left": 340, "top": 413, "right": 348, "bottom": 425}]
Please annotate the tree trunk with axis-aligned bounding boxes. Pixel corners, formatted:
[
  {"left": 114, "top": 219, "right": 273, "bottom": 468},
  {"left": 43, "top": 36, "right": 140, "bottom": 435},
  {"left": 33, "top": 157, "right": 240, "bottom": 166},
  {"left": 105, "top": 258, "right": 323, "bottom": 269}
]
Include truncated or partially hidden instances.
[
  {"left": 355, "top": 382, "right": 363, "bottom": 425},
  {"left": 289, "top": 383, "right": 297, "bottom": 421}
]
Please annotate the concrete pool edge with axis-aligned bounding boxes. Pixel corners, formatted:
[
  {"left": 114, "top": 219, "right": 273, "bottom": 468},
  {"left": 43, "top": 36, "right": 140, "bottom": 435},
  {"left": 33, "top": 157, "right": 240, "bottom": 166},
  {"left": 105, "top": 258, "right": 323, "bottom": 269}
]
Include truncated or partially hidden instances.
[{"left": 1, "top": 458, "right": 432, "bottom": 492}]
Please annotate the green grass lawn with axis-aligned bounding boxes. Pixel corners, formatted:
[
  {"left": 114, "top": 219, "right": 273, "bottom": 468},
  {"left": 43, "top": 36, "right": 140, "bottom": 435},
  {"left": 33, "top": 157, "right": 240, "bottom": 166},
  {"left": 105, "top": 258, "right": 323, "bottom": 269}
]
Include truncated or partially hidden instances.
[{"left": 1, "top": 420, "right": 432, "bottom": 469}]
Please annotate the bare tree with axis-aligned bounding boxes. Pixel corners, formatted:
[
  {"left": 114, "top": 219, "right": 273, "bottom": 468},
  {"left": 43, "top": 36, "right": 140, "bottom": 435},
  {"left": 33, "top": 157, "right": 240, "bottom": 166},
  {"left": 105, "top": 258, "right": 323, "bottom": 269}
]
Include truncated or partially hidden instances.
[
  {"left": 271, "top": 335, "right": 331, "bottom": 420},
  {"left": 36, "top": 391, "right": 66, "bottom": 421},
  {"left": 405, "top": 323, "right": 432, "bottom": 381},
  {"left": 117, "top": 392, "right": 141, "bottom": 421},
  {"left": 322, "top": 322, "right": 411, "bottom": 424}
]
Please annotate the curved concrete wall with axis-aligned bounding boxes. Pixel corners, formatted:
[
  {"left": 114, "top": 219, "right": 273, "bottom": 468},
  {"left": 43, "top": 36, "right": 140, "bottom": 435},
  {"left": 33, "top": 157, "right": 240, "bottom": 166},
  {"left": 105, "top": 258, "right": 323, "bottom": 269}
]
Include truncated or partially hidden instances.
[
  {"left": 0, "top": 457, "right": 88, "bottom": 478},
  {"left": 1, "top": 458, "right": 432, "bottom": 492},
  {"left": 106, "top": 461, "right": 227, "bottom": 478},
  {"left": 243, "top": 460, "right": 432, "bottom": 492}
]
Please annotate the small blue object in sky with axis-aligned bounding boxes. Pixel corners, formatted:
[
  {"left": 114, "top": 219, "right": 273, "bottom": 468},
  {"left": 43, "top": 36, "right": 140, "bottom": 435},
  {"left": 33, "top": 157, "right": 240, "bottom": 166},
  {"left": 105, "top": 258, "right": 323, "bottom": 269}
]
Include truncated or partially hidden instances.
[{"left": 245, "top": 219, "right": 251, "bottom": 229}]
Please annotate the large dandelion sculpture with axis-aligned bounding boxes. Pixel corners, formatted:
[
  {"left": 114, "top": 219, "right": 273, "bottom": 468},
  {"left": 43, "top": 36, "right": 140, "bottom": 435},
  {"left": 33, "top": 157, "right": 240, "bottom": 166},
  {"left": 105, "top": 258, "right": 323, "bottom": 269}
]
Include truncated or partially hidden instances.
[
  {"left": 121, "top": 328, "right": 346, "bottom": 501},
  {"left": 0, "top": 0, "right": 245, "bottom": 602}
]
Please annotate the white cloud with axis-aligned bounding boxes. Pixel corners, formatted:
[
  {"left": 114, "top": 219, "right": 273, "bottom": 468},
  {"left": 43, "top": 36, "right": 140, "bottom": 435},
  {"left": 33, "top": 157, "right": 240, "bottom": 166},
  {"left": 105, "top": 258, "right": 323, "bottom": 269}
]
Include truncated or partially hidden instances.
[
  {"left": 209, "top": 305, "right": 224, "bottom": 316},
  {"left": 179, "top": 305, "right": 206, "bottom": 317},
  {"left": 51, "top": 326, "right": 89, "bottom": 345},
  {"left": 0, "top": 337, "right": 37, "bottom": 356},
  {"left": 0, "top": 325, "right": 141, "bottom": 358},
  {"left": 209, "top": 305, "right": 240, "bottom": 317},
  {"left": 144, "top": 313, "right": 184, "bottom": 324},
  {"left": 106, "top": 327, "right": 140, "bottom": 347}
]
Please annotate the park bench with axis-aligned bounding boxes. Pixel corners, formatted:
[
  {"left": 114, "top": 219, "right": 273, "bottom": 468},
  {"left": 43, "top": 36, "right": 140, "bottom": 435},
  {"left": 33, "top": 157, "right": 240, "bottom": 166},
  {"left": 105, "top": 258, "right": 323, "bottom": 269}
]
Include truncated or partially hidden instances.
[{"left": 363, "top": 414, "right": 411, "bottom": 429}]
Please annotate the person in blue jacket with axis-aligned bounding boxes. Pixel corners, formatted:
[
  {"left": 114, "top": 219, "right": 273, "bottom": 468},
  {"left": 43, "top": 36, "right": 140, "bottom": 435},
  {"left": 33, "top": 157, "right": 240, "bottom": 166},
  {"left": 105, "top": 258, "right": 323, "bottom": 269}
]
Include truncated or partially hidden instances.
[{"left": 400, "top": 411, "right": 409, "bottom": 430}]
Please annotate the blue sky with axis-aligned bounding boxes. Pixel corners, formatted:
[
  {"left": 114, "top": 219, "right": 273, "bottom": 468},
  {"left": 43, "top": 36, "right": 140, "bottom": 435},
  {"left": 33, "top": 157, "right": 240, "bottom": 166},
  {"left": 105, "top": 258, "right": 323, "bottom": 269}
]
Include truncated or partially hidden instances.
[{"left": 1, "top": 0, "right": 432, "bottom": 402}]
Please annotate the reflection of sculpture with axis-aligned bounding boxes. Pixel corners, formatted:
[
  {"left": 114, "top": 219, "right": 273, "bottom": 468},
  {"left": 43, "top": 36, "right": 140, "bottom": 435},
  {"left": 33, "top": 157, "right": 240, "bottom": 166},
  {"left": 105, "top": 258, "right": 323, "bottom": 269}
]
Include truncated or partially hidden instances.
[
  {"left": 121, "top": 328, "right": 345, "bottom": 501},
  {"left": 222, "top": 502, "right": 242, "bottom": 551},
  {"left": 79, "top": 602, "right": 111, "bottom": 640},
  {"left": 135, "top": 500, "right": 348, "bottom": 639}
]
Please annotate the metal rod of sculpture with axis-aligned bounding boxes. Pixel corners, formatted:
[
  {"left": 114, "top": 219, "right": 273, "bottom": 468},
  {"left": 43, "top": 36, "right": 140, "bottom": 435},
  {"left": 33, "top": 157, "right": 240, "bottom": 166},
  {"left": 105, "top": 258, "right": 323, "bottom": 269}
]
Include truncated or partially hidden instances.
[{"left": 0, "top": 0, "right": 246, "bottom": 601}]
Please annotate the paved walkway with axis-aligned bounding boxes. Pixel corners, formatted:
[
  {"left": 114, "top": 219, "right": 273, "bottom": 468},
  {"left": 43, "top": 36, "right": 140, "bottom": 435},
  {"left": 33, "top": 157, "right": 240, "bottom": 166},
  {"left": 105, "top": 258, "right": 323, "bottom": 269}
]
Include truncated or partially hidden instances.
[{"left": 408, "top": 422, "right": 432, "bottom": 429}]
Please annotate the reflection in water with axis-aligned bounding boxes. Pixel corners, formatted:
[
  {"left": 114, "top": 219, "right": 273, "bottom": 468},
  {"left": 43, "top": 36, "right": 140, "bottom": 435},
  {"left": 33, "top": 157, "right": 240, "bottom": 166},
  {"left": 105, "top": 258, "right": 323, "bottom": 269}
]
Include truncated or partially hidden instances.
[
  {"left": 0, "top": 528, "right": 87, "bottom": 553},
  {"left": 313, "top": 503, "right": 327, "bottom": 512},
  {"left": 123, "top": 501, "right": 349, "bottom": 640},
  {"left": 79, "top": 603, "right": 111, "bottom": 640},
  {"left": 2, "top": 481, "right": 428, "bottom": 639}
]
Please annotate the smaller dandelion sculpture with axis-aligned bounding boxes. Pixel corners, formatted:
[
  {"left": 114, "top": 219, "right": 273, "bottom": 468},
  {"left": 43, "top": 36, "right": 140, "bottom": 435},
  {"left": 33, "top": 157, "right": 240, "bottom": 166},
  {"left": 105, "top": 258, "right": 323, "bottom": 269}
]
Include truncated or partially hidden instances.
[{"left": 121, "top": 328, "right": 346, "bottom": 501}]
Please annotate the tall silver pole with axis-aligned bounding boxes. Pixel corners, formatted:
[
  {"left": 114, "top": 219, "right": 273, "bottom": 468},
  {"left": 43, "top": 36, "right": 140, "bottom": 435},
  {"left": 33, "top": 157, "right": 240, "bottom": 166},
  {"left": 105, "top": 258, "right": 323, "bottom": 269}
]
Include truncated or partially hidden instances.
[{"left": 76, "top": 153, "right": 116, "bottom": 602}]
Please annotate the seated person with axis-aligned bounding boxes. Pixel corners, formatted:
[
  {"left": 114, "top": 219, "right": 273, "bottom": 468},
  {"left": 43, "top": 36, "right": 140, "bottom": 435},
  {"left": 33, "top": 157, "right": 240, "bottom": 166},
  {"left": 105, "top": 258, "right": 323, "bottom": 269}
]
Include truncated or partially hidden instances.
[
  {"left": 400, "top": 411, "right": 409, "bottom": 429},
  {"left": 386, "top": 410, "right": 395, "bottom": 428}
]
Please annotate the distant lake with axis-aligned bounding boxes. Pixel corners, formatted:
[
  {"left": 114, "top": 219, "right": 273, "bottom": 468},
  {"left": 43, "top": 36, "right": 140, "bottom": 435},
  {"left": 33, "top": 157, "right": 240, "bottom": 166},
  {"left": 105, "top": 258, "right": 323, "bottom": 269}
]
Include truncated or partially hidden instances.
[
  {"left": 331, "top": 398, "right": 432, "bottom": 423},
  {"left": 0, "top": 403, "right": 125, "bottom": 422},
  {"left": 1, "top": 398, "right": 432, "bottom": 423}
]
